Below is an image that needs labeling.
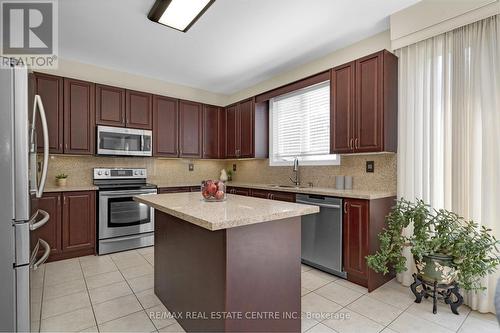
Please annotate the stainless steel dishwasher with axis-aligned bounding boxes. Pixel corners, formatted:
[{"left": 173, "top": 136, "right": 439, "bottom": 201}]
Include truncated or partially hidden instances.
[{"left": 297, "top": 194, "right": 347, "bottom": 278}]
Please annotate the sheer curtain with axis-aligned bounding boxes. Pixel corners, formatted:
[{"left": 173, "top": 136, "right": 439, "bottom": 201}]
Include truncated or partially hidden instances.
[{"left": 396, "top": 15, "right": 500, "bottom": 313}]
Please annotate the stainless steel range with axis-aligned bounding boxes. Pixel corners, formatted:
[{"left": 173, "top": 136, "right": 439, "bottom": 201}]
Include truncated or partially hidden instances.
[{"left": 94, "top": 168, "right": 157, "bottom": 255}]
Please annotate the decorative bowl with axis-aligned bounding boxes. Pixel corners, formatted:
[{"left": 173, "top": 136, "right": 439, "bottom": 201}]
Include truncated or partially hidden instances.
[{"left": 201, "top": 180, "right": 226, "bottom": 202}]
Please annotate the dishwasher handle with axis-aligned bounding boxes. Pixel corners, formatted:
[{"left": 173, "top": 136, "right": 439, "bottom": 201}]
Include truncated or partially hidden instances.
[{"left": 296, "top": 200, "right": 341, "bottom": 209}]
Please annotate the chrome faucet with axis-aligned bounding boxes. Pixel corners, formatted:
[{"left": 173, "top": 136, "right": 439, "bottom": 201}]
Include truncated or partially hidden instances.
[{"left": 289, "top": 157, "right": 300, "bottom": 186}]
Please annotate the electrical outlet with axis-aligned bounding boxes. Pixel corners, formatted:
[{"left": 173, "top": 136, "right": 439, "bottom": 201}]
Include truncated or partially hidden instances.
[
  {"left": 366, "top": 161, "right": 375, "bottom": 173},
  {"left": 188, "top": 163, "right": 194, "bottom": 171},
  {"left": 232, "top": 164, "right": 237, "bottom": 172}
]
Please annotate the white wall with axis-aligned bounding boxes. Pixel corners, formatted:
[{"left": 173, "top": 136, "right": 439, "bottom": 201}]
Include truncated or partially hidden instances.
[
  {"left": 391, "top": 0, "right": 500, "bottom": 49},
  {"left": 37, "top": 58, "right": 227, "bottom": 106},
  {"left": 226, "top": 30, "right": 392, "bottom": 105}
]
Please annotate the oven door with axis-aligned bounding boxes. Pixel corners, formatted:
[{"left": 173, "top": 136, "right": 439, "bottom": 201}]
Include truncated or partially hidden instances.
[
  {"left": 99, "top": 189, "right": 157, "bottom": 239},
  {"left": 97, "top": 125, "right": 152, "bottom": 156}
]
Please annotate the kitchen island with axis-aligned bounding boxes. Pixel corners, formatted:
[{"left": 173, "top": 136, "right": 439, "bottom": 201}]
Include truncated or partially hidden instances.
[{"left": 134, "top": 192, "right": 318, "bottom": 332}]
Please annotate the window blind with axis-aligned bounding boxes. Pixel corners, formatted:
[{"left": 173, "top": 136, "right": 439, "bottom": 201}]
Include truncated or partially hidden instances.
[{"left": 270, "top": 81, "right": 337, "bottom": 165}]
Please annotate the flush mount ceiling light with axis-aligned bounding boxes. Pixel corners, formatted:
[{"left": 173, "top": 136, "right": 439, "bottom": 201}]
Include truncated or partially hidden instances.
[{"left": 148, "top": 0, "right": 215, "bottom": 32}]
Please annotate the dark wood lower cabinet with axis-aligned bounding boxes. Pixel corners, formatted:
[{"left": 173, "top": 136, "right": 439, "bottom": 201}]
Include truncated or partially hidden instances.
[
  {"left": 158, "top": 186, "right": 200, "bottom": 194},
  {"left": 34, "top": 191, "right": 96, "bottom": 262},
  {"left": 343, "top": 197, "right": 396, "bottom": 292},
  {"left": 62, "top": 191, "right": 96, "bottom": 254},
  {"left": 32, "top": 192, "right": 62, "bottom": 256},
  {"left": 227, "top": 187, "right": 250, "bottom": 196}
]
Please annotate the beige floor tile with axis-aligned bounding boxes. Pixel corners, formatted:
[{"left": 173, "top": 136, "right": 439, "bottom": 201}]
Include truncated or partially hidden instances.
[
  {"left": 389, "top": 312, "right": 454, "bottom": 333},
  {"left": 307, "top": 269, "right": 339, "bottom": 282},
  {"left": 323, "top": 309, "right": 384, "bottom": 333},
  {"left": 40, "top": 307, "right": 96, "bottom": 332},
  {"left": 85, "top": 270, "right": 124, "bottom": 289},
  {"left": 93, "top": 294, "right": 143, "bottom": 324},
  {"left": 42, "top": 291, "right": 91, "bottom": 319},
  {"left": 302, "top": 287, "right": 312, "bottom": 296},
  {"left": 302, "top": 292, "right": 343, "bottom": 322},
  {"left": 121, "top": 264, "right": 154, "bottom": 280},
  {"left": 128, "top": 273, "right": 154, "bottom": 293},
  {"left": 98, "top": 310, "right": 156, "bottom": 332},
  {"left": 302, "top": 271, "right": 333, "bottom": 291},
  {"left": 112, "top": 251, "right": 149, "bottom": 269},
  {"left": 306, "top": 322, "right": 338, "bottom": 333},
  {"left": 79, "top": 254, "right": 113, "bottom": 267},
  {"left": 137, "top": 246, "right": 154, "bottom": 255},
  {"left": 347, "top": 295, "right": 403, "bottom": 326},
  {"left": 146, "top": 304, "right": 176, "bottom": 330},
  {"left": 315, "top": 282, "right": 363, "bottom": 306},
  {"left": 406, "top": 300, "right": 470, "bottom": 331},
  {"left": 82, "top": 260, "right": 118, "bottom": 277},
  {"left": 302, "top": 318, "right": 320, "bottom": 332},
  {"left": 302, "top": 264, "right": 313, "bottom": 272},
  {"left": 45, "top": 268, "right": 83, "bottom": 287},
  {"left": 368, "top": 283, "right": 415, "bottom": 310},
  {"left": 143, "top": 253, "right": 154, "bottom": 265},
  {"left": 79, "top": 326, "right": 99, "bottom": 332},
  {"left": 333, "top": 279, "right": 368, "bottom": 294},
  {"left": 88, "top": 281, "right": 133, "bottom": 304},
  {"left": 158, "top": 322, "right": 186, "bottom": 332},
  {"left": 136, "top": 288, "right": 162, "bottom": 309},
  {"left": 459, "top": 313, "right": 500, "bottom": 333},
  {"left": 43, "top": 278, "right": 86, "bottom": 300},
  {"left": 380, "top": 328, "right": 399, "bottom": 333}
]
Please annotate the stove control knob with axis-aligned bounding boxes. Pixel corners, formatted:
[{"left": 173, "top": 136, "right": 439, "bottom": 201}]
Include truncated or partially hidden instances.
[
  {"left": 97, "top": 170, "right": 102, "bottom": 176},
  {"left": 134, "top": 170, "right": 139, "bottom": 175},
  {"left": 140, "top": 170, "right": 145, "bottom": 176},
  {"left": 104, "top": 171, "right": 110, "bottom": 176}
]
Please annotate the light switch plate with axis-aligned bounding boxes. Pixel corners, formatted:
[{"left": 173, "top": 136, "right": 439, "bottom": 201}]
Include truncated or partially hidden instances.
[
  {"left": 188, "top": 163, "right": 194, "bottom": 171},
  {"left": 232, "top": 164, "right": 237, "bottom": 172},
  {"left": 366, "top": 161, "right": 374, "bottom": 173}
]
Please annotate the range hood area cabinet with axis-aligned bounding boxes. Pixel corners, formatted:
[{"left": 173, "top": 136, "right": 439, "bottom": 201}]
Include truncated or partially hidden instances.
[
  {"left": 95, "top": 84, "right": 153, "bottom": 130},
  {"left": 330, "top": 50, "right": 398, "bottom": 154},
  {"left": 224, "top": 98, "right": 269, "bottom": 159},
  {"left": 33, "top": 73, "right": 96, "bottom": 155}
]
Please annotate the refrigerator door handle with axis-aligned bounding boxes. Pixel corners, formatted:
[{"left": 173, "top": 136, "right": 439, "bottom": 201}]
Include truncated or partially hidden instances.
[
  {"left": 32, "top": 238, "right": 50, "bottom": 270},
  {"left": 29, "top": 209, "right": 49, "bottom": 231},
  {"left": 32, "top": 95, "right": 49, "bottom": 198}
]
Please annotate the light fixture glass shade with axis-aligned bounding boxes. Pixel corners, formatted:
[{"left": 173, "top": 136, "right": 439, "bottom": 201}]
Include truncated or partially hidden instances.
[{"left": 158, "top": 0, "right": 212, "bottom": 31}]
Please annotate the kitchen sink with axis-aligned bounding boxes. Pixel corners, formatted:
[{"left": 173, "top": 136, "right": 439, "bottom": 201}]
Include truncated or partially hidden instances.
[{"left": 267, "top": 184, "right": 311, "bottom": 189}]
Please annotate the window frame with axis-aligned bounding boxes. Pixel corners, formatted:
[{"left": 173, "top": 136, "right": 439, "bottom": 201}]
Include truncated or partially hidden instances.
[{"left": 268, "top": 80, "right": 340, "bottom": 167}]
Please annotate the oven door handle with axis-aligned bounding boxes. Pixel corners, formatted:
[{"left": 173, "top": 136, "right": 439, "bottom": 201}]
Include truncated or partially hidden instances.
[{"left": 99, "top": 190, "right": 157, "bottom": 197}]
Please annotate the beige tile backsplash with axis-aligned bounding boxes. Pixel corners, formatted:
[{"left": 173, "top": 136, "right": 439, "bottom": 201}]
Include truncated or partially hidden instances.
[
  {"left": 226, "top": 154, "right": 397, "bottom": 192},
  {"left": 45, "top": 153, "right": 396, "bottom": 192}
]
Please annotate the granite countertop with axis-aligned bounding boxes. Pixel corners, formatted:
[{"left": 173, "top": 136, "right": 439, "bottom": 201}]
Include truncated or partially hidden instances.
[
  {"left": 44, "top": 185, "right": 98, "bottom": 192},
  {"left": 134, "top": 192, "right": 319, "bottom": 231},
  {"left": 226, "top": 182, "right": 396, "bottom": 200}
]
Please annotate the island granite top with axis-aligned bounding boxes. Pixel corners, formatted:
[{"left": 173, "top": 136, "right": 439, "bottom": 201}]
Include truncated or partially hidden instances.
[{"left": 134, "top": 192, "right": 319, "bottom": 231}]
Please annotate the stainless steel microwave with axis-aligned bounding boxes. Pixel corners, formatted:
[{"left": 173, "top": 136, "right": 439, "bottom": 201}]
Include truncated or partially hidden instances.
[{"left": 97, "top": 125, "right": 152, "bottom": 157}]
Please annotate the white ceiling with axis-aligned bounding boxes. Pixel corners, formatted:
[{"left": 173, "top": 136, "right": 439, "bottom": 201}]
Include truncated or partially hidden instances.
[{"left": 59, "top": 0, "right": 418, "bottom": 95}]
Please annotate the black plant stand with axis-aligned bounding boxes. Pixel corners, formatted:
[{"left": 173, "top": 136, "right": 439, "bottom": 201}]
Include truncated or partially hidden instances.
[{"left": 410, "top": 273, "right": 463, "bottom": 315}]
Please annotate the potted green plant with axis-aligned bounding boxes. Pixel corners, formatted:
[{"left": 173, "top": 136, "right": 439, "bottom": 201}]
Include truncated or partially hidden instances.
[
  {"left": 55, "top": 173, "right": 68, "bottom": 187},
  {"left": 226, "top": 169, "right": 233, "bottom": 182},
  {"left": 367, "top": 199, "right": 500, "bottom": 291}
]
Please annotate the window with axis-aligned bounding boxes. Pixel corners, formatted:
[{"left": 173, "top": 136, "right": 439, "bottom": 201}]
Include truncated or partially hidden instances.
[{"left": 269, "top": 81, "right": 339, "bottom": 166}]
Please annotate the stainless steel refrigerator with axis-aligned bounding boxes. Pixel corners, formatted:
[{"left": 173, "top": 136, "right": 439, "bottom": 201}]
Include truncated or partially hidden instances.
[{"left": 0, "top": 59, "right": 51, "bottom": 332}]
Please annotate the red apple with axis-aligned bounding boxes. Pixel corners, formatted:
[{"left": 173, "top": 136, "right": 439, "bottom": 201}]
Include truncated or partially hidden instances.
[
  {"left": 202, "top": 189, "right": 210, "bottom": 199},
  {"left": 215, "top": 190, "right": 224, "bottom": 200},
  {"left": 207, "top": 183, "right": 218, "bottom": 196}
]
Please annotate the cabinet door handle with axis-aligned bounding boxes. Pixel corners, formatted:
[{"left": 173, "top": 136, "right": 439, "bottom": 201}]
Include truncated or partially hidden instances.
[
  {"left": 349, "top": 138, "right": 354, "bottom": 150},
  {"left": 343, "top": 202, "right": 347, "bottom": 213},
  {"left": 59, "top": 143, "right": 62, "bottom": 150},
  {"left": 354, "top": 138, "right": 359, "bottom": 150},
  {"left": 63, "top": 195, "right": 66, "bottom": 206}
]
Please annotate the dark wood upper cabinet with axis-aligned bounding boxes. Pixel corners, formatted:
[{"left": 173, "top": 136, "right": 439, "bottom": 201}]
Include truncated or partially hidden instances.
[
  {"left": 62, "top": 191, "right": 95, "bottom": 253},
  {"left": 330, "top": 62, "right": 355, "bottom": 153},
  {"left": 202, "top": 104, "right": 221, "bottom": 159},
  {"left": 63, "top": 78, "right": 95, "bottom": 155},
  {"left": 95, "top": 84, "right": 126, "bottom": 127},
  {"left": 179, "top": 100, "right": 202, "bottom": 158},
  {"left": 343, "top": 199, "right": 369, "bottom": 282},
  {"left": 126, "top": 90, "right": 153, "bottom": 129},
  {"left": 224, "top": 99, "right": 268, "bottom": 159},
  {"left": 34, "top": 73, "right": 64, "bottom": 153},
  {"left": 225, "top": 104, "right": 238, "bottom": 159},
  {"left": 238, "top": 99, "right": 254, "bottom": 158},
  {"left": 330, "top": 50, "right": 397, "bottom": 154},
  {"left": 153, "top": 95, "right": 179, "bottom": 157},
  {"left": 32, "top": 192, "right": 62, "bottom": 256}
]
